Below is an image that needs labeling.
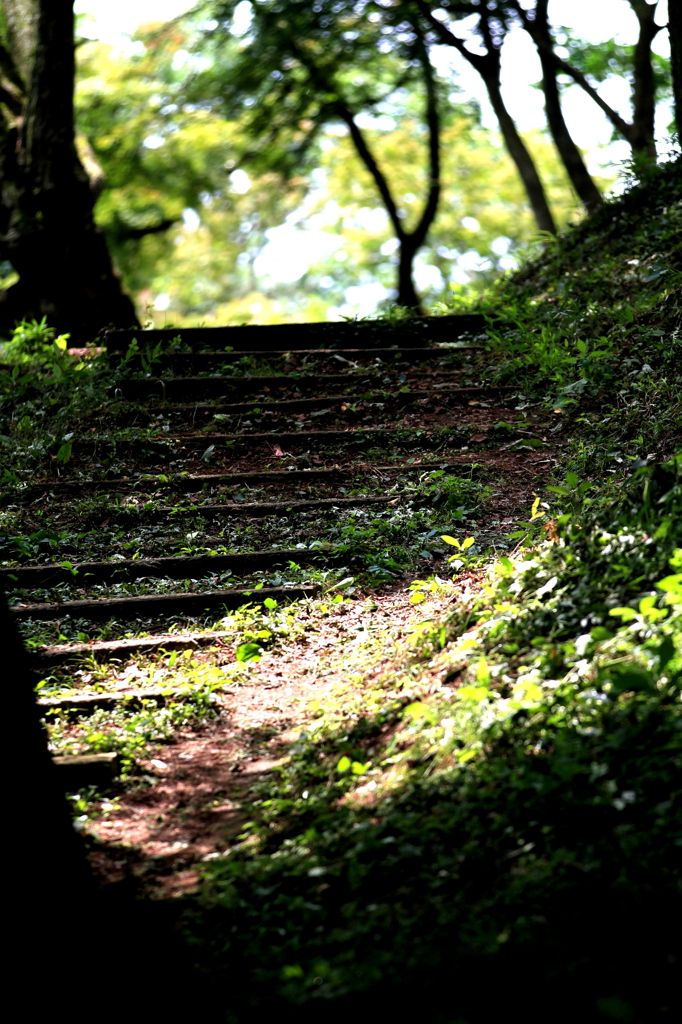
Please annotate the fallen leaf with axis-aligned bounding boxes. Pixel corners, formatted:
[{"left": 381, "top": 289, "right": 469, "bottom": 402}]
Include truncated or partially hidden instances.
[
  {"left": 273, "top": 444, "right": 284, "bottom": 457},
  {"left": 471, "top": 433, "right": 487, "bottom": 442}
]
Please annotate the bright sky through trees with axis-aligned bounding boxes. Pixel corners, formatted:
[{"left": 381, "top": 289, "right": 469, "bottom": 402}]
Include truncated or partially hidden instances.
[
  {"left": 72, "top": 0, "right": 673, "bottom": 314},
  {"left": 74, "top": 0, "right": 671, "bottom": 160}
]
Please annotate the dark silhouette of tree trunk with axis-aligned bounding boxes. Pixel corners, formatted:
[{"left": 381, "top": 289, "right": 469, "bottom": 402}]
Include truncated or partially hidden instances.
[
  {"left": 417, "top": 0, "right": 557, "bottom": 236},
  {"left": 2, "top": 586, "right": 96, "bottom": 1002},
  {"left": 629, "top": 0, "right": 660, "bottom": 161},
  {"left": 0, "top": 0, "right": 138, "bottom": 339},
  {"left": 2, "top": 586, "right": 200, "bottom": 1018},
  {"left": 670, "top": 0, "right": 682, "bottom": 135},
  {"left": 292, "top": 19, "right": 441, "bottom": 310},
  {"left": 521, "top": 0, "right": 603, "bottom": 215},
  {"left": 510, "top": 0, "right": 661, "bottom": 165}
]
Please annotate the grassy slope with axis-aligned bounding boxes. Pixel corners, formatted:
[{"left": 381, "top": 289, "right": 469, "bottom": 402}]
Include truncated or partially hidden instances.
[{"left": 181, "top": 161, "right": 682, "bottom": 1022}]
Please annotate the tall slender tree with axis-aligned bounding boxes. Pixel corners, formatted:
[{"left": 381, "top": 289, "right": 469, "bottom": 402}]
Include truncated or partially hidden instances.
[
  {"left": 207, "top": 1, "right": 446, "bottom": 308},
  {"left": 510, "top": 0, "right": 663, "bottom": 164},
  {"left": 0, "top": 0, "right": 138, "bottom": 338},
  {"left": 416, "top": 0, "right": 557, "bottom": 235},
  {"left": 668, "top": 0, "right": 681, "bottom": 135},
  {"left": 507, "top": 0, "right": 602, "bottom": 214}
]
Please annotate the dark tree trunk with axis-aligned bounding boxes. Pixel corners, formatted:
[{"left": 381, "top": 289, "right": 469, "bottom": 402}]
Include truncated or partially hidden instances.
[
  {"left": 0, "top": 0, "right": 138, "bottom": 339},
  {"left": 397, "top": 237, "right": 421, "bottom": 309},
  {"left": 629, "top": 1, "right": 660, "bottom": 161},
  {"left": 2, "top": 588, "right": 95, "bottom": 997},
  {"left": 416, "top": 2, "right": 556, "bottom": 236},
  {"left": 326, "top": 16, "right": 442, "bottom": 311},
  {"left": 670, "top": 0, "right": 682, "bottom": 136},
  {"left": 533, "top": 0, "right": 602, "bottom": 214},
  {"left": 629, "top": 0, "right": 659, "bottom": 158},
  {"left": 2, "top": 587, "right": 199, "bottom": 1016},
  {"left": 486, "top": 76, "right": 557, "bottom": 234},
  {"left": 510, "top": 0, "right": 660, "bottom": 166}
]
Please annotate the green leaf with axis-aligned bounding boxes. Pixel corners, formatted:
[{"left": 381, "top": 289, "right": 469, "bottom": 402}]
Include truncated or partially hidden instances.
[
  {"left": 590, "top": 626, "right": 614, "bottom": 641},
  {"left": 281, "top": 965, "right": 304, "bottom": 980},
  {"left": 235, "top": 641, "right": 262, "bottom": 662},
  {"left": 336, "top": 756, "right": 352, "bottom": 773},
  {"left": 655, "top": 636, "right": 675, "bottom": 670},
  {"left": 610, "top": 670, "right": 654, "bottom": 694},
  {"left": 403, "top": 701, "right": 432, "bottom": 721},
  {"left": 546, "top": 485, "right": 570, "bottom": 496},
  {"left": 609, "top": 607, "right": 638, "bottom": 621},
  {"left": 56, "top": 441, "right": 72, "bottom": 464},
  {"left": 440, "top": 535, "right": 461, "bottom": 547}
]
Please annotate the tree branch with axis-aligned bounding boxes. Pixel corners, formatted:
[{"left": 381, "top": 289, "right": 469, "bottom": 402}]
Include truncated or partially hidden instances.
[
  {"left": 286, "top": 35, "right": 405, "bottom": 239},
  {"left": 409, "top": 14, "right": 441, "bottom": 252},
  {"left": 0, "top": 39, "right": 26, "bottom": 95},
  {"left": 415, "top": 1, "right": 491, "bottom": 77},
  {"left": 0, "top": 81, "right": 23, "bottom": 116},
  {"left": 333, "top": 100, "right": 405, "bottom": 240},
  {"left": 508, "top": 0, "right": 634, "bottom": 143},
  {"left": 116, "top": 217, "right": 178, "bottom": 241}
]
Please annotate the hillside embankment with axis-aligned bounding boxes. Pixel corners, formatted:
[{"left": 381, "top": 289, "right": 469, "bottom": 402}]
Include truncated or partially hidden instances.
[{"left": 1, "top": 159, "right": 680, "bottom": 1022}]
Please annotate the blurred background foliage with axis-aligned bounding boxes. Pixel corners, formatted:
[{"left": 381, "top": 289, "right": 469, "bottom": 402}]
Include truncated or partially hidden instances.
[{"left": 70, "top": 2, "right": 668, "bottom": 326}]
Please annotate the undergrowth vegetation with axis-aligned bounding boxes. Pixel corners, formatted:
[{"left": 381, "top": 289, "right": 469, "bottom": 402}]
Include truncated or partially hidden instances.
[
  {"left": 1, "top": 157, "right": 680, "bottom": 1023},
  {"left": 177, "top": 160, "right": 682, "bottom": 1022}
]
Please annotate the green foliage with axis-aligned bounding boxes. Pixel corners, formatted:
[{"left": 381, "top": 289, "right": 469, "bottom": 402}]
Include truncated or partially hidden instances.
[
  {"left": 75, "top": 19, "right": 305, "bottom": 315},
  {"left": 182, "top": 456, "right": 682, "bottom": 1017},
  {"left": 173, "top": 160, "right": 682, "bottom": 1020}
]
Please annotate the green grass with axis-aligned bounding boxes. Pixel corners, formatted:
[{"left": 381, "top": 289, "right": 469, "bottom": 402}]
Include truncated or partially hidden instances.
[{"left": 174, "top": 160, "right": 682, "bottom": 1022}]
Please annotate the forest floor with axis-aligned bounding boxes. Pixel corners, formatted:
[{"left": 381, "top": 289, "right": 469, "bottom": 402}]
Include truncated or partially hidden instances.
[{"left": 2, "top": 160, "right": 681, "bottom": 1022}]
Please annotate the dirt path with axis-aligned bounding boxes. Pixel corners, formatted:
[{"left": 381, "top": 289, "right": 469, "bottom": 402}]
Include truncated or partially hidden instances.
[{"left": 2, "top": 316, "right": 561, "bottom": 895}]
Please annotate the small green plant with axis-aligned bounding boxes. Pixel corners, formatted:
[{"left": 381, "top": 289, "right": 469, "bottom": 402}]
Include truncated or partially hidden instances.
[{"left": 440, "top": 534, "right": 476, "bottom": 571}]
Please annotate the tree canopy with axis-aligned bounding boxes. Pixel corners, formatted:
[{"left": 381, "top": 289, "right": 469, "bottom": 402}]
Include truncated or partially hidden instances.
[{"left": 0, "top": 0, "right": 676, "bottom": 328}]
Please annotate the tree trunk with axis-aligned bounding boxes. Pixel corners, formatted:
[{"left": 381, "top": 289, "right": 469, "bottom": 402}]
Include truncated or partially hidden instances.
[
  {"left": 486, "top": 76, "right": 557, "bottom": 235},
  {"left": 415, "top": 2, "right": 556, "bottom": 236},
  {"left": 629, "top": 0, "right": 659, "bottom": 161},
  {"left": 533, "top": 1, "right": 602, "bottom": 215},
  {"left": 397, "top": 237, "right": 422, "bottom": 310},
  {"left": 0, "top": 0, "right": 138, "bottom": 339},
  {"left": 509, "top": 0, "right": 658, "bottom": 167},
  {"left": 670, "top": 0, "right": 682, "bottom": 136},
  {"left": 331, "top": 19, "right": 441, "bottom": 312}
]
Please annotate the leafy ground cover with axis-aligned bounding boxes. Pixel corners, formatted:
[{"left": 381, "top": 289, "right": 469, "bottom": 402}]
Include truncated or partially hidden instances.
[
  {"left": 173, "top": 161, "right": 681, "bottom": 1021},
  {"left": 2, "top": 160, "right": 681, "bottom": 1022}
]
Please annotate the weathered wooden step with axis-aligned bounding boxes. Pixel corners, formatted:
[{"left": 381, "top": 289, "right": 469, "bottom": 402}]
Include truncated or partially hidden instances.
[
  {"left": 33, "top": 629, "right": 233, "bottom": 667},
  {"left": 52, "top": 752, "right": 120, "bottom": 789},
  {"left": 147, "top": 386, "right": 512, "bottom": 417},
  {"left": 15, "top": 460, "right": 475, "bottom": 497},
  {"left": 56, "top": 427, "right": 476, "bottom": 460},
  {"left": 3, "top": 545, "right": 348, "bottom": 589},
  {"left": 12, "top": 584, "right": 316, "bottom": 621},
  {"left": 106, "top": 314, "right": 485, "bottom": 353},
  {"left": 40, "top": 686, "right": 202, "bottom": 714},
  {"left": 77, "top": 495, "right": 398, "bottom": 524},
  {"left": 111, "top": 370, "right": 469, "bottom": 400},
  {"left": 169, "top": 427, "right": 470, "bottom": 448},
  {"left": 109, "top": 346, "right": 477, "bottom": 370}
]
